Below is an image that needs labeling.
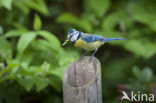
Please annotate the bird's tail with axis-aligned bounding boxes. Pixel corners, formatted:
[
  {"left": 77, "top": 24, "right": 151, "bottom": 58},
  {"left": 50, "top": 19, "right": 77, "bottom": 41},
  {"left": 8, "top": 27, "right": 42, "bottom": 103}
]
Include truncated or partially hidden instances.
[{"left": 101, "top": 37, "right": 125, "bottom": 42}]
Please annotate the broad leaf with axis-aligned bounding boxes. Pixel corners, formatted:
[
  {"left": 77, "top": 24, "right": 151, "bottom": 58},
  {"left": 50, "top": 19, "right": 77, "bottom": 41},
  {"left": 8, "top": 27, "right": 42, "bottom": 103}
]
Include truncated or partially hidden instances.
[
  {"left": 38, "top": 30, "right": 61, "bottom": 52},
  {"left": 5, "top": 30, "right": 27, "bottom": 38},
  {"left": 33, "top": 14, "right": 42, "bottom": 30},
  {"left": 35, "top": 77, "right": 49, "bottom": 92},
  {"left": 0, "top": 37, "right": 12, "bottom": 60},
  {"left": 1, "top": 0, "right": 13, "bottom": 10},
  {"left": 17, "top": 75, "right": 34, "bottom": 91},
  {"left": 25, "top": 0, "right": 49, "bottom": 16},
  {"left": 17, "top": 32, "right": 37, "bottom": 54},
  {"left": 87, "top": 0, "right": 110, "bottom": 17},
  {"left": 142, "top": 67, "right": 153, "bottom": 82},
  {"left": 56, "top": 13, "right": 92, "bottom": 32}
]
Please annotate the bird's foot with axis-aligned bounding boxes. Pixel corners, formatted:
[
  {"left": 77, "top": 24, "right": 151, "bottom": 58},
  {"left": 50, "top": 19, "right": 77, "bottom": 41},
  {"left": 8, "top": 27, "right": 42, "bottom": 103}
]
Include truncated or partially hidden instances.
[{"left": 89, "top": 56, "right": 94, "bottom": 62}]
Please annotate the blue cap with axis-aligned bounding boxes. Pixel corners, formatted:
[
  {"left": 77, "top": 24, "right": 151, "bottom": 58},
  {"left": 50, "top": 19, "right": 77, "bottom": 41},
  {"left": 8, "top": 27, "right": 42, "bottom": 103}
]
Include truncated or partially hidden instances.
[{"left": 68, "top": 28, "right": 75, "bottom": 36}]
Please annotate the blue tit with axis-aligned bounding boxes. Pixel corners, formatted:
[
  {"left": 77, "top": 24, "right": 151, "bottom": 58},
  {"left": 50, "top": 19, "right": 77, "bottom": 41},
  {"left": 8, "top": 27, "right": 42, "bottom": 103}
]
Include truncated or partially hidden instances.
[{"left": 64, "top": 28, "right": 125, "bottom": 60}]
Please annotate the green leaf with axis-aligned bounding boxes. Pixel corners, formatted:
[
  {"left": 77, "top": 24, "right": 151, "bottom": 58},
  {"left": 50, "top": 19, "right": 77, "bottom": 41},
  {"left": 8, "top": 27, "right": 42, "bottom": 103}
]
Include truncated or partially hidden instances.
[
  {"left": 132, "top": 66, "right": 153, "bottom": 82},
  {"left": 5, "top": 30, "right": 27, "bottom": 38},
  {"left": 143, "top": 42, "right": 156, "bottom": 59},
  {"left": 88, "top": 0, "right": 110, "bottom": 17},
  {"left": 17, "top": 32, "right": 37, "bottom": 54},
  {"left": 35, "top": 77, "right": 49, "bottom": 91},
  {"left": 12, "top": 23, "right": 28, "bottom": 30},
  {"left": 132, "top": 66, "right": 142, "bottom": 82},
  {"left": 0, "top": 67, "right": 9, "bottom": 78},
  {"left": 102, "top": 10, "right": 131, "bottom": 31},
  {"left": 130, "top": 0, "right": 156, "bottom": 31},
  {"left": 37, "top": 30, "right": 61, "bottom": 52},
  {"left": 1, "top": 0, "right": 13, "bottom": 10},
  {"left": 56, "top": 13, "right": 78, "bottom": 24},
  {"left": 56, "top": 13, "right": 92, "bottom": 32},
  {"left": 123, "top": 40, "right": 156, "bottom": 59},
  {"left": 123, "top": 40, "right": 145, "bottom": 57},
  {"left": 0, "top": 37, "right": 12, "bottom": 60},
  {"left": 14, "top": 1, "right": 29, "bottom": 15},
  {"left": 17, "top": 75, "right": 34, "bottom": 91},
  {"left": 33, "top": 14, "right": 42, "bottom": 30},
  {"left": 142, "top": 67, "right": 153, "bottom": 82},
  {"left": 25, "top": 0, "right": 49, "bottom": 16},
  {"left": 0, "top": 25, "right": 3, "bottom": 35},
  {"left": 49, "top": 74, "right": 62, "bottom": 92},
  {"left": 78, "top": 19, "right": 92, "bottom": 32}
]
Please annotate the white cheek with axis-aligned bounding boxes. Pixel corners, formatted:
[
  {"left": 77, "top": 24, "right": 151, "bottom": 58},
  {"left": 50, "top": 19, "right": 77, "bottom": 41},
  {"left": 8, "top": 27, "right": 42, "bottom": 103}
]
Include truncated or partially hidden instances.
[{"left": 70, "top": 34, "right": 79, "bottom": 42}]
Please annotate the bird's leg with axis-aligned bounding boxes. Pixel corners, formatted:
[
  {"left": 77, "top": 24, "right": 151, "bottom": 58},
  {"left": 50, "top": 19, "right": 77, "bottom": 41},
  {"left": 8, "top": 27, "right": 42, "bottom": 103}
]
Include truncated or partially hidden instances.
[
  {"left": 90, "top": 48, "right": 98, "bottom": 61},
  {"left": 79, "top": 49, "right": 87, "bottom": 61}
]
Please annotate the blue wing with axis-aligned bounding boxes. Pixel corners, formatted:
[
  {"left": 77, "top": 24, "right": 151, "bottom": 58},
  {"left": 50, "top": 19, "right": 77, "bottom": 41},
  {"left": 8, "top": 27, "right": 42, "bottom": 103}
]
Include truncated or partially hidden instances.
[
  {"left": 81, "top": 33, "right": 104, "bottom": 42},
  {"left": 81, "top": 32, "right": 125, "bottom": 43}
]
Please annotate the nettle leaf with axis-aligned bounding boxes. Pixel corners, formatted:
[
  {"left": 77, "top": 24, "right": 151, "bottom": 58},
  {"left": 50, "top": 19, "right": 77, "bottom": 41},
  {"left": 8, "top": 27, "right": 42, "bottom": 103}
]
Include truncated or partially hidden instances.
[
  {"left": 130, "top": 0, "right": 156, "bottom": 31},
  {"left": 143, "top": 42, "right": 156, "bottom": 59},
  {"left": 56, "top": 13, "right": 92, "bottom": 32},
  {"left": 49, "top": 74, "right": 62, "bottom": 92},
  {"left": 24, "top": 0, "right": 49, "bottom": 16},
  {"left": 16, "top": 51, "right": 33, "bottom": 65},
  {"left": 88, "top": 0, "right": 110, "bottom": 17},
  {"left": 5, "top": 30, "right": 27, "bottom": 38},
  {"left": 58, "top": 49, "right": 79, "bottom": 66},
  {"left": 0, "top": 37, "right": 12, "bottom": 59},
  {"left": 17, "top": 32, "right": 37, "bottom": 54},
  {"left": 56, "top": 13, "right": 78, "bottom": 24},
  {"left": 33, "top": 14, "right": 42, "bottom": 30},
  {"left": 38, "top": 30, "right": 61, "bottom": 52},
  {"left": 78, "top": 19, "right": 92, "bottom": 32},
  {"left": 102, "top": 10, "right": 131, "bottom": 31},
  {"left": 123, "top": 40, "right": 156, "bottom": 59},
  {"left": 32, "top": 39, "right": 53, "bottom": 52},
  {"left": 17, "top": 75, "right": 34, "bottom": 91},
  {"left": 1, "top": 0, "right": 13, "bottom": 10},
  {"left": 124, "top": 40, "right": 145, "bottom": 57},
  {"left": 0, "top": 67, "right": 9, "bottom": 78},
  {"left": 35, "top": 77, "right": 49, "bottom": 92},
  {"left": 7, "top": 60, "right": 20, "bottom": 74},
  {"left": 13, "top": 1, "right": 29, "bottom": 15}
]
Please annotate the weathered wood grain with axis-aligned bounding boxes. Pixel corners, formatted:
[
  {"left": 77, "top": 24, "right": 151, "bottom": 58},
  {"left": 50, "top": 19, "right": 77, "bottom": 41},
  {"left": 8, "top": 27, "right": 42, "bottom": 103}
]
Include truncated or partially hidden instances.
[{"left": 63, "top": 56, "right": 102, "bottom": 103}]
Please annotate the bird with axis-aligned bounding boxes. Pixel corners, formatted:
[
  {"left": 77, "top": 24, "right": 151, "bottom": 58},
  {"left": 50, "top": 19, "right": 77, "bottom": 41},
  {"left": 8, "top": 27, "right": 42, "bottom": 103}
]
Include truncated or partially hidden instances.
[{"left": 62, "top": 28, "right": 125, "bottom": 61}]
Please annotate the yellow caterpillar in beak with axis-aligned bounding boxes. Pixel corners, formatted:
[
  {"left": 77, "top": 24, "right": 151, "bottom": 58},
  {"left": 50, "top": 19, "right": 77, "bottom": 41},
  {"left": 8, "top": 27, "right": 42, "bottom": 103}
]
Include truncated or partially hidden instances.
[{"left": 62, "top": 39, "right": 69, "bottom": 46}]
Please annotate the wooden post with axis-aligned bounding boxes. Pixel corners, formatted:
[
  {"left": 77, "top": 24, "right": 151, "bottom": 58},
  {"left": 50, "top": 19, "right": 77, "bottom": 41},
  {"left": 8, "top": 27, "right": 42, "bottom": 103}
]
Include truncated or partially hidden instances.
[{"left": 63, "top": 56, "right": 102, "bottom": 103}]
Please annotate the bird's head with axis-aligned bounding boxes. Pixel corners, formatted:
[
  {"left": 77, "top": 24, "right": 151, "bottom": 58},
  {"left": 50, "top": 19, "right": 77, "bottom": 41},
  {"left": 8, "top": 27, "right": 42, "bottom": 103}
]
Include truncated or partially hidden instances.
[{"left": 67, "top": 28, "right": 80, "bottom": 43}]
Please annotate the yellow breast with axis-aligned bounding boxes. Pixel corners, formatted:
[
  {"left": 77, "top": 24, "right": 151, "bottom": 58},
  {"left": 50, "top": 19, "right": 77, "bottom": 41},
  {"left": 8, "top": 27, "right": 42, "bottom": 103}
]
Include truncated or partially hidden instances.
[{"left": 74, "top": 38, "right": 104, "bottom": 51}]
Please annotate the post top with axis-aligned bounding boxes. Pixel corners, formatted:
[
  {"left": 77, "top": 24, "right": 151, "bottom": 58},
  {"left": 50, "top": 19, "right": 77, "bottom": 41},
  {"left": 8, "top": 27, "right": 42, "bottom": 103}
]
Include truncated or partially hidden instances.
[{"left": 64, "top": 56, "right": 101, "bottom": 87}]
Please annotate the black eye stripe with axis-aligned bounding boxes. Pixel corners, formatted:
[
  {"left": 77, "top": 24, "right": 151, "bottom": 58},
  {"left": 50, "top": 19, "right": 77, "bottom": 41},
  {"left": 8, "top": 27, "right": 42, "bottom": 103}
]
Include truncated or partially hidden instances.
[
  {"left": 69, "top": 33, "right": 76, "bottom": 39},
  {"left": 69, "top": 35, "right": 73, "bottom": 39}
]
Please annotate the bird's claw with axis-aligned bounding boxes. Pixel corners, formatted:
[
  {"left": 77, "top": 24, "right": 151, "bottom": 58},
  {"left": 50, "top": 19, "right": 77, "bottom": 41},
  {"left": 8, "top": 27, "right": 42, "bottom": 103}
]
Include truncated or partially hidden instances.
[{"left": 89, "top": 56, "right": 93, "bottom": 62}]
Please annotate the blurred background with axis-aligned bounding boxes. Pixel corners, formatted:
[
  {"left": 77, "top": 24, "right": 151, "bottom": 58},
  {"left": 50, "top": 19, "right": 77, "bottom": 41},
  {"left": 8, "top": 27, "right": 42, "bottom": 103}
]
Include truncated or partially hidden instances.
[{"left": 0, "top": 0, "right": 156, "bottom": 103}]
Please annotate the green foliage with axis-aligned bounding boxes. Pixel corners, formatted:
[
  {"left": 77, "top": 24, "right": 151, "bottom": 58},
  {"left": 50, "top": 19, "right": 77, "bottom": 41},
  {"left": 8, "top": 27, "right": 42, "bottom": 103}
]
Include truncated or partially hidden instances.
[
  {"left": 23, "top": 0, "right": 49, "bottom": 15},
  {"left": 17, "top": 32, "right": 37, "bottom": 54},
  {"left": 33, "top": 14, "right": 42, "bottom": 30},
  {"left": 123, "top": 40, "right": 156, "bottom": 59},
  {"left": 17, "top": 75, "right": 34, "bottom": 91},
  {"left": 0, "top": 0, "right": 13, "bottom": 10},
  {"left": 130, "top": 0, "right": 156, "bottom": 31},
  {"left": 133, "top": 66, "right": 153, "bottom": 82},
  {"left": 56, "top": 13, "right": 92, "bottom": 32},
  {"left": 87, "top": 0, "right": 110, "bottom": 17},
  {"left": 0, "top": 0, "right": 156, "bottom": 102}
]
